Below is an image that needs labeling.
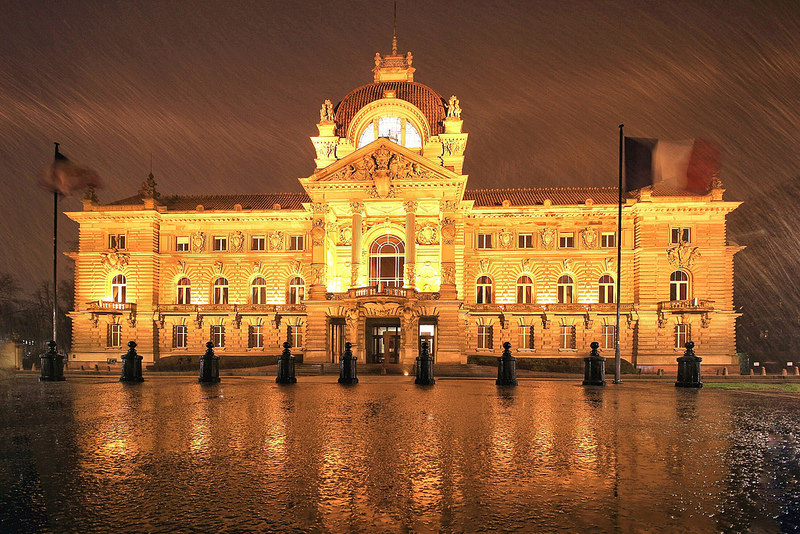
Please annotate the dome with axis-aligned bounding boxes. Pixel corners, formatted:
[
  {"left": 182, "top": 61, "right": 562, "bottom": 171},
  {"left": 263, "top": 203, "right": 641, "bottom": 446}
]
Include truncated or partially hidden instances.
[{"left": 334, "top": 81, "right": 447, "bottom": 139}]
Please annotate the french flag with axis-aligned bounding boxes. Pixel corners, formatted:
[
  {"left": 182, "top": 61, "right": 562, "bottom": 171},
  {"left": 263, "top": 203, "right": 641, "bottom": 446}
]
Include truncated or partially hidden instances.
[{"left": 624, "top": 137, "right": 721, "bottom": 194}]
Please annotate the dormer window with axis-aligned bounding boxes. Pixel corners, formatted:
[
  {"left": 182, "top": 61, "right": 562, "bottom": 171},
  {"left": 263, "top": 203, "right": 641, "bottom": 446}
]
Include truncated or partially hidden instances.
[{"left": 357, "top": 116, "right": 422, "bottom": 149}]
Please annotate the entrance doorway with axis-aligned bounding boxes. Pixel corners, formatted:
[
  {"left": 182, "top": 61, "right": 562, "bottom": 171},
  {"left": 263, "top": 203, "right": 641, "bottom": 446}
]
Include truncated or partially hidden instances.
[
  {"left": 368, "top": 323, "right": 401, "bottom": 364},
  {"left": 419, "top": 323, "right": 436, "bottom": 361},
  {"left": 329, "top": 319, "right": 345, "bottom": 363}
]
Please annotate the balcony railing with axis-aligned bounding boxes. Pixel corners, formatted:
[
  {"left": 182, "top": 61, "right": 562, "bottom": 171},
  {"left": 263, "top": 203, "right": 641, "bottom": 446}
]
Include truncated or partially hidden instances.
[
  {"left": 469, "top": 303, "right": 636, "bottom": 313},
  {"left": 658, "top": 299, "right": 714, "bottom": 312},
  {"left": 326, "top": 287, "right": 440, "bottom": 301},
  {"left": 87, "top": 300, "right": 136, "bottom": 313},
  {"left": 156, "top": 303, "right": 306, "bottom": 315}
]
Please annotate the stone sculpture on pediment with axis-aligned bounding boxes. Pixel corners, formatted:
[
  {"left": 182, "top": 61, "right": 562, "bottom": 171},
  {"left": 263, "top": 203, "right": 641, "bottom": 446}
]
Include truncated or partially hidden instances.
[
  {"left": 479, "top": 258, "right": 491, "bottom": 274},
  {"left": 101, "top": 250, "right": 129, "bottom": 270},
  {"left": 214, "top": 260, "right": 223, "bottom": 274},
  {"left": 416, "top": 223, "right": 438, "bottom": 245},
  {"left": 191, "top": 232, "right": 206, "bottom": 253},
  {"left": 498, "top": 229, "right": 513, "bottom": 249},
  {"left": 540, "top": 228, "right": 555, "bottom": 250},
  {"left": 447, "top": 95, "right": 461, "bottom": 118},
  {"left": 229, "top": 230, "right": 245, "bottom": 253},
  {"left": 581, "top": 228, "right": 597, "bottom": 249},
  {"left": 338, "top": 224, "right": 353, "bottom": 246},
  {"left": 520, "top": 258, "right": 533, "bottom": 273},
  {"left": 667, "top": 242, "right": 700, "bottom": 268},
  {"left": 441, "top": 263, "right": 456, "bottom": 285},
  {"left": 268, "top": 232, "right": 284, "bottom": 252},
  {"left": 319, "top": 99, "right": 334, "bottom": 122},
  {"left": 441, "top": 217, "right": 456, "bottom": 245},
  {"left": 289, "top": 260, "right": 302, "bottom": 274},
  {"left": 311, "top": 219, "right": 326, "bottom": 246}
]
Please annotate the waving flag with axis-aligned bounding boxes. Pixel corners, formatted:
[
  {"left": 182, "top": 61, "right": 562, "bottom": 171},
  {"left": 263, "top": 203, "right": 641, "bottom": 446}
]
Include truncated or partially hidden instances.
[
  {"left": 624, "top": 137, "right": 720, "bottom": 194},
  {"left": 40, "top": 148, "right": 101, "bottom": 196}
]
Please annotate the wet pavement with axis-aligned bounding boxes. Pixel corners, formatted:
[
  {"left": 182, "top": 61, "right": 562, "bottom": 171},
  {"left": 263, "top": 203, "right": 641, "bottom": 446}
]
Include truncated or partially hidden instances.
[{"left": 1, "top": 376, "right": 799, "bottom": 533}]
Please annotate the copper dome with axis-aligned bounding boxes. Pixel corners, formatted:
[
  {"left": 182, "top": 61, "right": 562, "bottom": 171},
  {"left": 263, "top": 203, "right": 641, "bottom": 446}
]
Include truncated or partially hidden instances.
[{"left": 334, "top": 81, "right": 447, "bottom": 139}]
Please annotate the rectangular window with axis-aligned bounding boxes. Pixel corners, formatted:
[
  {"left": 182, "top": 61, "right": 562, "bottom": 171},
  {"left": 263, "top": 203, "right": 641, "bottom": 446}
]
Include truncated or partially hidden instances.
[
  {"left": 560, "top": 325, "right": 576, "bottom": 350},
  {"left": 518, "top": 233, "right": 533, "bottom": 249},
  {"left": 288, "top": 325, "right": 303, "bottom": 348},
  {"left": 176, "top": 236, "right": 189, "bottom": 252},
  {"left": 107, "top": 323, "right": 122, "bottom": 347},
  {"left": 109, "top": 234, "right": 126, "bottom": 250},
  {"left": 211, "top": 325, "right": 225, "bottom": 347},
  {"left": 518, "top": 325, "right": 535, "bottom": 350},
  {"left": 675, "top": 324, "right": 690, "bottom": 349},
  {"left": 173, "top": 325, "right": 188, "bottom": 348},
  {"left": 213, "top": 236, "right": 228, "bottom": 251},
  {"left": 559, "top": 233, "right": 574, "bottom": 248},
  {"left": 477, "top": 233, "right": 492, "bottom": 249},
  {"left": 251, "top": 235, "right": 266, "bottom": 251},
  {"left": 289, "top": 235, "right": 304, "bottom": 251},
  {"left": 602, "top": 325, "right": 616, "bottom": 349},
  {"left": 249, "top": 325, "right": 264, "bottom": 348},
  {"left": 671, "top": 227, "right": 691, "bottom": 244},
  {"left": 477, "top": 325, "right": 493, "bottom": 350},
  {"left": 601, "top": 232, "right": 616, "bottom": 248}
]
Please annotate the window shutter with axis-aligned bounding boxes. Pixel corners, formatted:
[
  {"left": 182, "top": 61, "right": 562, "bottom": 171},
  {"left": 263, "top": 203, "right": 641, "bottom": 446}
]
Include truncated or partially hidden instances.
[
  {"left": 106, "top": 324, "right": 112, "bottom": 346},
  {"left": 221, "top": 326, "right": 225, "bottom": 347},
  {"left": 529, "top": 326, "right": 535, "bottom": 350},
  {"left": 248, "top": 326, "right": 253, "bottom": 347},
  {"left": 488, "top": 326, "right": 494, "bottom": 350},
  {"left": 172, "top": 326, "right": 177, "bottom": 348},
  {"left": 571, "top": 326, "right": 576, "bottom": 349}
]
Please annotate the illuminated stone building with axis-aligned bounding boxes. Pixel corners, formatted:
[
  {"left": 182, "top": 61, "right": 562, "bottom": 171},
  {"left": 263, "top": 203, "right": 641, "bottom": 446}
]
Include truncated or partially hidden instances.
[{"left": 66, "top": 45, "right": 741, "bottom": 372}]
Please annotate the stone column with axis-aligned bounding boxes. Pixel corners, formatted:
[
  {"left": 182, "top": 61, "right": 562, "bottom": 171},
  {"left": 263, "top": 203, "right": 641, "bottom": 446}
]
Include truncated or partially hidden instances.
[
  {"left": 350, "top": 202, "right": 364, "bottom": 288},
  {"left": 309, "top": 202, "right": 328, "bottom": 300},
  {"left": 436, "top": 200, "right": 463, "bottom": 363},
  {"left": 403, "top": 201, "right": 417, "bottom": 290},
  {"left": 439, "top": 201, "right": 458, "bottom": 300}
]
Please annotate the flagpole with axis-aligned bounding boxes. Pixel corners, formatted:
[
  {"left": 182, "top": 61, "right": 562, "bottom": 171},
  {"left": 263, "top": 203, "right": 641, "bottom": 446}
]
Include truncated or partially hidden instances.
[
  {"left": 614, "top": 125, "right": 623, "bottom": 384},
  {"left": 52, "top": 142, "right": 60, "bottom": 346}
]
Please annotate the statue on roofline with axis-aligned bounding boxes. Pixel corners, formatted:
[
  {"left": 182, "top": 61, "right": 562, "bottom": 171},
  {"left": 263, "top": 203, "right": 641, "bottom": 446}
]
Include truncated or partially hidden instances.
[
  {"left": 447, "top": 95, "right": 461, "bottom": 118},
  {"left": 319, "top": 99, "right": 334, "bottom": 122}
]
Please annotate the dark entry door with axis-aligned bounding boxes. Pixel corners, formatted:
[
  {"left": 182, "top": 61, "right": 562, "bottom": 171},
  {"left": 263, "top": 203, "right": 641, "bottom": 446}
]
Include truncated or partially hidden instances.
[{"left": 369, "top": 325, "right": 401, "bottom": 363}]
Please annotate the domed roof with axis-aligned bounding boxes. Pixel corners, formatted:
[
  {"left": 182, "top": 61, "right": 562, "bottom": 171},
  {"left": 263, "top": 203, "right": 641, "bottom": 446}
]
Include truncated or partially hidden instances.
[{"left": 334, "top": 81, "right": 447, "bottom": 138}]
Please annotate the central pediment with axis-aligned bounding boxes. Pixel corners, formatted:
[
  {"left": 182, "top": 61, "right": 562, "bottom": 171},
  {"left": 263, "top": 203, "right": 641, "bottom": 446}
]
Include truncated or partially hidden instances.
[{"left": 303, "top": 139, "right": 461, "bottom": 184}]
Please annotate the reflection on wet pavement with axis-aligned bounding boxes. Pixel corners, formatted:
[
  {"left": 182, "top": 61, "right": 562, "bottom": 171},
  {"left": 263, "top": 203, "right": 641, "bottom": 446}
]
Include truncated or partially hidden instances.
[{"left": 1, "top": 377, "right": 799, "bottom": 532}]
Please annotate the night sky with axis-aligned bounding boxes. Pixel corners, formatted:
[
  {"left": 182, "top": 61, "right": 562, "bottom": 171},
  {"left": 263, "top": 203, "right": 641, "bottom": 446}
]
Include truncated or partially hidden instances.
[{"left": 2, "top": 0, "right": 799, "bottom": 288}]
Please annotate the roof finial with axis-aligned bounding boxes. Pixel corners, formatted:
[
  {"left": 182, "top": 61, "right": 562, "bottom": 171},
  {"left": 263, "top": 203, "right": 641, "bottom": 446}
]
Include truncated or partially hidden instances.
[{"left": 392, "top": 0, "right": 397, "bottom": 55}]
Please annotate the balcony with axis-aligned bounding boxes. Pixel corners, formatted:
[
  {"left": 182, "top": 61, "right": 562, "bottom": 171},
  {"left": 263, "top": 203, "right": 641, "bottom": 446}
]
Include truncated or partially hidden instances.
[
  {"left": 469, "top": 303, "right": 635, "bottom": 314},
  {"left": 86, "top": 300, "right": 136, "bottom": 314},
  {"left": 658, "top": 299, "right": 714, "bottom": 313},
  {"left": 326, "top": 287, "right": 440, "bottom": 302},
  {"left": 156, "top": 303, "right": 307, "bottom": 315}
]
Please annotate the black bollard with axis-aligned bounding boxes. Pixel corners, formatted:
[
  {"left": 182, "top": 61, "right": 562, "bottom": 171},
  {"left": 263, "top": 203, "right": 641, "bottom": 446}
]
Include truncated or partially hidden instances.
[
  {"left": 582, "top": 341, "right": 606, "bottom": 386},
  {"left": 338, "top": 341, "right": 359, "bottom": 384},
  {"left": 120, "top": 341, "right": 144, "bottom": 383},
  {"left": 276, "top": 341, "right": 297, "bottom": 384},
  {"left": 675, "top": 341, "right": 703, "bottom": 388},
  {"left": 39, "top": 340, "right": 65, "bottom": 382},
  {"left": 415, "top": 340, "right": 435, "bottom": 385},
  {"left": 496, "top": 341, "right": 518, "bottom": 386},
  {"left": 198, "top": 342, "right": 220, "bottom": 383}
]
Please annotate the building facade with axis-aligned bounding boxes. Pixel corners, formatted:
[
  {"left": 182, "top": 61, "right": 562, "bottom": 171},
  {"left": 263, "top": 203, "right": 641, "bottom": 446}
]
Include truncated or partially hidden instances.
[{"left": 67, "top": 47, "right": 741, "bottom": 372}]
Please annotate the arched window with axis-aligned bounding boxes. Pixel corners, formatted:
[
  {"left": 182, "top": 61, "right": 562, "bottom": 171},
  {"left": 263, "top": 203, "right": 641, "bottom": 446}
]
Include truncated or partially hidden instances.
[
  {"left": 476, "top": 276, "right": 493, "bottom": 304},
  {"left": 369, "top": 235, "right": 405, "bottom": 288},
  {"left": 251, "top": 277, "right": 267, "bottom": 304},
  {"left": 357, "top": 116, "right": 423, "bottom": 149},
  {"left": 670, "top": 270, "right": 689, "bottom": 301},
  {"left": 598, "top": 275, "right": 615, "bottom": 304},
  {"left": 557, "top": 275, "right": 575, "bottom": 304},
  {"left": 112, "top": 274, "right": 126, "bottom": 303},
  {"left": 177, "top": 277, "right": 191, "bottom": 304},
  {"left": 289, "top": 277, "right": 305, "bottom": 304},
  {"left": 516, "top": 275, "right": 534, "bottom": 304},
  {"left": 213, "top": 277, "right": 229, "bottom": 305}
]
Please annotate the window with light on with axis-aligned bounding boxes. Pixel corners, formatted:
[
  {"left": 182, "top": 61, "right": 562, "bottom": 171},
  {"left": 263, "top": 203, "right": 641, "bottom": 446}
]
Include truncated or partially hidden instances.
[{"left": 357, "top": 116, "right": 422, "bottom": 149}]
